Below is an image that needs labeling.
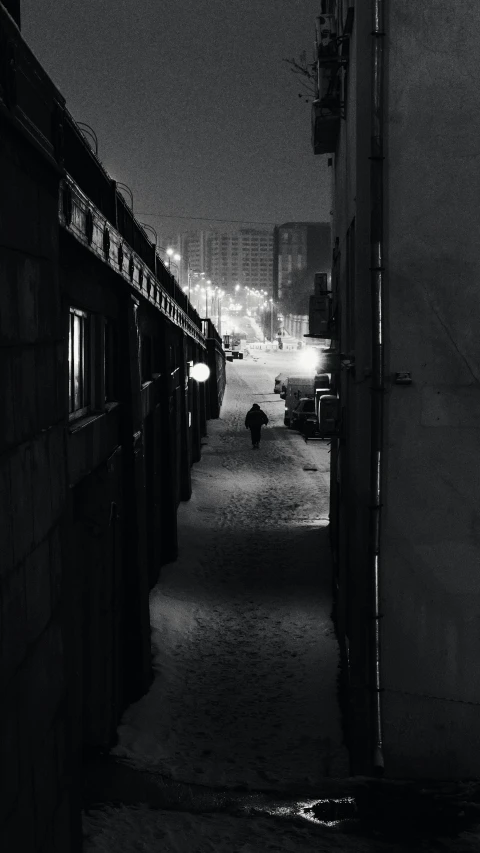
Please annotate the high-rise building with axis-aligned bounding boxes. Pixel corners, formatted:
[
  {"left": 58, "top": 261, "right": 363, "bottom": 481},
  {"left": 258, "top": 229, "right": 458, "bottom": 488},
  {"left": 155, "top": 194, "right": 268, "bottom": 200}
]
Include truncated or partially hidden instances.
[
  {"left": 273, "top": 222, "right": 331, "bottom": 310},
  {"left": 161, "top": 228, "right": 274, "bottom": 294},
  {"left": 233, "top": 228, "right": 274, "bottom": 293}
]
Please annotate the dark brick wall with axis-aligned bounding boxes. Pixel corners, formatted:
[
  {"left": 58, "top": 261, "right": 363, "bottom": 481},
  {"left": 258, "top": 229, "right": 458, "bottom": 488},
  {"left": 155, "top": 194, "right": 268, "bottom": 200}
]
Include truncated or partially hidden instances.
[
  {"left": 206, "top": 337, "right": 227, "bottom": 419},
  {"left": 2, "top": 0, "right": 21, "bottom": 28},
  {"left": 0, "top": 8, "right": 223, "bottom": 850},
  {"left": 0, "top": 111, "right": 78, "bottom": 851}
]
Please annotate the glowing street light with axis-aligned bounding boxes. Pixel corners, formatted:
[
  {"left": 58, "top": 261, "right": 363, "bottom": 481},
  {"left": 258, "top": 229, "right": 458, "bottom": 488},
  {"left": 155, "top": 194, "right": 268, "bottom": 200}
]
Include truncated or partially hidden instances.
[
  {"left": 188, "top": 269, "right": 206, "bottom": 302},
  {"left": 297, "top": 347, "right": 321, "bottom": 372},
  {"left": 139, "top": 222, "right": 158, "bottom": 277},
  {"left": 190, "top": 362, "right": 210, "bottom": 382},
  {"left": 165, "top": 248, "right": 181, "bottom": 281}
]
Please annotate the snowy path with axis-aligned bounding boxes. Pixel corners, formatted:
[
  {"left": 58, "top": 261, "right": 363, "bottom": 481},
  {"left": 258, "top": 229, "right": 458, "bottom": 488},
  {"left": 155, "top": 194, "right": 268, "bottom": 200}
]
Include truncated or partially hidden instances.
[
  {"left": 85, "top": 352, "right": 480, "bottom": 850},
  {"left": 112, "top": 352, "right": 348, "bottom": 789}
]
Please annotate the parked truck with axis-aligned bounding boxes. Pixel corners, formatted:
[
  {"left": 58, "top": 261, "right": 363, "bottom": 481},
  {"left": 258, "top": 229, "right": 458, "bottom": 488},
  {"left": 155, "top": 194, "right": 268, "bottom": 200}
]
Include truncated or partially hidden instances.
[
  {"left": 223, "top": 333, "right": 244, "bottom": 360},
  {"left": 281, "top": 373, "right": 332, "bottom": 426},
  {"left": 281, "top": 375, "right": 315, "bottom": 426}
]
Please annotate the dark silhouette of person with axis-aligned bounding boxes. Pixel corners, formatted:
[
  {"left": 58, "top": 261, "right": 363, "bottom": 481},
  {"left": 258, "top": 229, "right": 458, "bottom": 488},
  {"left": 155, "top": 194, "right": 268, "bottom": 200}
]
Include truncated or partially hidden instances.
[{"left": 245, "top": 403, "right": 268, "bottom": 449}]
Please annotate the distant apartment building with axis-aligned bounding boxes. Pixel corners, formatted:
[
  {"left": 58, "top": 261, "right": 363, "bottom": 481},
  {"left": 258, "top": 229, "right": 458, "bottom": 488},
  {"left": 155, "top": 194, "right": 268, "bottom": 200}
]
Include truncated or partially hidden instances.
[
  {"left": 179, "top": 231, "right": 205, "bottom": 276},
  {"left": 232, "top": 228, "right": 274, "bottom": 293},
  {"left": 157, "top": 231, "right": 206, "bottom": 287},
  {"left": 273, "top": 222, "right": 331, "bottom": 311},
  {"left": 161, "top": 229, "right": 274, "bottom": 293}
]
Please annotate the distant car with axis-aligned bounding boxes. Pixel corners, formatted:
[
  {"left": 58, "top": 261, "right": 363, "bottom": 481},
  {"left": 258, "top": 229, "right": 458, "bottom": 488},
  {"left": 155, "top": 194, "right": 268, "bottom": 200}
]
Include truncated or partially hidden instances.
[
  {"left": 290, "top": 397, "right": 317, "bottom": 431},
  {"left": 274, "top": 372, "right": 288, "bottom": 394}
]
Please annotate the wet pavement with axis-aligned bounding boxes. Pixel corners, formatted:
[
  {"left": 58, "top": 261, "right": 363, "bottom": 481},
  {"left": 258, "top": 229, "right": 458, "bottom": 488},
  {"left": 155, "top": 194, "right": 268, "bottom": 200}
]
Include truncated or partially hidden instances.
[{"left": 84, "top": 754, "right": 480, "bottom": 851}]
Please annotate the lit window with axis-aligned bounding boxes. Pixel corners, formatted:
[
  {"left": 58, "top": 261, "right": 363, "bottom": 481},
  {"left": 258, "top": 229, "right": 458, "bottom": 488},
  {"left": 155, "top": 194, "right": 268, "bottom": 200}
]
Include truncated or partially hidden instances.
[{"left": 68, "top": 308, "right": 90, "bottom": 416}]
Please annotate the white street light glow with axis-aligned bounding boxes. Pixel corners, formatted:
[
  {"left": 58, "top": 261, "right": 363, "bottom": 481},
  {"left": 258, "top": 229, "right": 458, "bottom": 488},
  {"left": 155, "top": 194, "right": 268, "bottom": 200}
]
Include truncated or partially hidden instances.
[
  {"left": 190, "top": 363, "right": 210, "bottom": 382},
  {"left": 297, "top": 347, "right": 321, "bottom": 372}
]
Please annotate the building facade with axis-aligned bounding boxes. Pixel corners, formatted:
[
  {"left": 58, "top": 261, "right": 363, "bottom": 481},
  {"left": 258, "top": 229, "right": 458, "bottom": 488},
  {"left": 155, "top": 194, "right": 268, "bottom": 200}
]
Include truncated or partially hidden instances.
[
  {"left": 273, "top": 221, "right": 331, "bottom": 307},
  {"left": 0, "top": 8, "right": 225, "bottom": 850},
  {"left": 161, "top": 228, "right": 274, "bottom": 295},
  {"left": 312, "top": 0, "right": 480, "bottom": 778}
]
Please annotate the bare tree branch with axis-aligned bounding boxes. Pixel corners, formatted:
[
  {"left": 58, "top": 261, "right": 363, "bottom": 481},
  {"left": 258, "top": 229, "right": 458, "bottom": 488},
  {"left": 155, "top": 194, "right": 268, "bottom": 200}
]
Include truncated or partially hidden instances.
[{"left": 283, "top": 56, "right": 316, "bottom": 83}]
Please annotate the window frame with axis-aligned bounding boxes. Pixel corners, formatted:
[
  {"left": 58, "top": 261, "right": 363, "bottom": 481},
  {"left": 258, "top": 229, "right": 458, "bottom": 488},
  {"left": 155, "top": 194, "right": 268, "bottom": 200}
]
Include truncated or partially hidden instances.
[{"left": 68, "top": 307, "right": 91, "bottom": 419}]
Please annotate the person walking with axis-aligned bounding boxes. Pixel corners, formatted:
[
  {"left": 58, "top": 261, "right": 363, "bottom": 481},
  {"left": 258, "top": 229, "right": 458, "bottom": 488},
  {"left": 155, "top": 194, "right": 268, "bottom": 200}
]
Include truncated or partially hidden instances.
[{"left": 245, "top": 403, "right": 268, "bottom": 449}]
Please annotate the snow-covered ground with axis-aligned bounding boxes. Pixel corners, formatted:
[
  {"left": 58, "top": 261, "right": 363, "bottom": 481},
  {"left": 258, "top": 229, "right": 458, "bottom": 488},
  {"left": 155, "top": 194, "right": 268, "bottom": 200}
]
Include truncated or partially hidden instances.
[
  {"left": 111, "top": 350, "right": 348, "bottom": 788},
  {"left": 83, "top": 801, "right": 480, "bottom": 853},
  {"left": 83, "top": 350, "right": 480, "bottom": 851}
]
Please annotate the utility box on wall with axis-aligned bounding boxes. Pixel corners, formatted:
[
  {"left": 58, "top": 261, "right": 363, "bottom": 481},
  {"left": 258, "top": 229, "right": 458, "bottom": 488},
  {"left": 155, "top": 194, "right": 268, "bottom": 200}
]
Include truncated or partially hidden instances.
[
  {"left": 314, "top": 272, "right": 328, "bottom": 295},
  {"left": 309, "top": 293, "right": 332, "bottom": 336}
]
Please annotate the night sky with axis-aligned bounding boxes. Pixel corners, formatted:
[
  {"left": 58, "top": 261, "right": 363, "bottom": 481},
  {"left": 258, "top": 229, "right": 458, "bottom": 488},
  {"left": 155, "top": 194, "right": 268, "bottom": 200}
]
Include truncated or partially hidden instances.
[{"left": 22, "top": 0, "right": 330, "bottom": 233}]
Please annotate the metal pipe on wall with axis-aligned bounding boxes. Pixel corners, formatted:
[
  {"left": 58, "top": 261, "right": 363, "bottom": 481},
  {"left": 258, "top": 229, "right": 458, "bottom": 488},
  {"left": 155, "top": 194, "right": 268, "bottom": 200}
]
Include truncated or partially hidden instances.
[{"left": 369, "top": 0, "right": 385, "bottom": 776}]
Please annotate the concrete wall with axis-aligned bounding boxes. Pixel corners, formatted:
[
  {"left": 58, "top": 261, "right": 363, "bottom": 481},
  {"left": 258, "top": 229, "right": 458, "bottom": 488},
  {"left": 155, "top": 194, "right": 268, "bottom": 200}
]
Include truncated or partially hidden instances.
[
  {"left": 328, "top": 0, "right": 480, "bottom": 777},
  {"left": 380, "top": 0, "right": 480, "bottom": 777},
  {"left": 283, "top": 314, "right": 309, "bottom": 341},
  {"left": 328, "top": 0, "right": 376, "bottom": 775}
]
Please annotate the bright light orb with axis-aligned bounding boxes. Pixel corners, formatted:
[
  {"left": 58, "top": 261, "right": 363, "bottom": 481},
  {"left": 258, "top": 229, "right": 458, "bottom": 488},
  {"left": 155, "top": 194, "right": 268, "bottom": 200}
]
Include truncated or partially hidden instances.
[
  {"left": 191, "top": 362, "right": 210, "bottom": 382},
  {"left": 297, "top": 347, "right": 321, "bottom": 372}
]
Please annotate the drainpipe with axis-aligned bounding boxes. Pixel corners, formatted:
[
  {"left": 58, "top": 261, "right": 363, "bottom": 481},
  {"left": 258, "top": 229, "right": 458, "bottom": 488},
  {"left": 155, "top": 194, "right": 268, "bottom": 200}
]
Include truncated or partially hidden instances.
[{"left": 369, "top": 0, "right": 385, "bottom": 775}]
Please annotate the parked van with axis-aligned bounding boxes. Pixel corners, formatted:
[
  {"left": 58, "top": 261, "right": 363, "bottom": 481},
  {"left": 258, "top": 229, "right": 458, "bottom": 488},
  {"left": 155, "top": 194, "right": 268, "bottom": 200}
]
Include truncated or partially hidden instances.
[
  {"left": 282, "top": 375, "right": 315, "bottom": 426},
  {"left": 314, "top": 372, "right": 331, "bottom": 390},
  {"left": 304, "top": 392, "right": 338, "bottom": 441},
  {"left": 274, "top": 372, "right": 288, "bottom": 394}
]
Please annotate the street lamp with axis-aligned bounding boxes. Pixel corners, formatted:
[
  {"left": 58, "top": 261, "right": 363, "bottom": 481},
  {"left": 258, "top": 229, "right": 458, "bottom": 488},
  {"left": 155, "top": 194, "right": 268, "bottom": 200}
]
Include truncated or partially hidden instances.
[
  {"left": 217, "top": 288, "right": 224, "bottom": 335},
  {"left": 116, "top": 181, "right": 134, "bottom": 212},
  {"left": 201, "top": 287, "right": 209, "bottom": 317},
  {"left": 165, "top": 248, "right": 181, "bottom": 280},
  {"left": 166, "top": 247, "right": 181, "bottom": 272},
  {"left": 269, "top": 298, "right": 274, "bottom": 342},
  {"left": 139, "top": 222, "right": 158, "bottom": 277},
  {"left": 206, "top": 280, "right": 212, "bottom": 317},
  {"left": 190, "top": 362, "right": 210, "bottom": 382},
  {"left": 194, "top": 283, "right": 201, "bottom": 313},
  {"left": 188, "top": 269, "right": 206, "bottom": 303},
  {"left": 206, "top": 285, "right": 214, "bottom": 318}
]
